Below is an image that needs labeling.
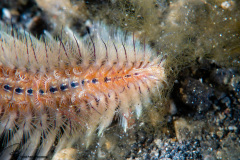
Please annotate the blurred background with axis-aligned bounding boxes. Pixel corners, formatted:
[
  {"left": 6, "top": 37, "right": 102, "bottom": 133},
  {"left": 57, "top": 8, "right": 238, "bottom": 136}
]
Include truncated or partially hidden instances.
[{"left": 0, "top": 0, "right": 239, "bottom": 159}]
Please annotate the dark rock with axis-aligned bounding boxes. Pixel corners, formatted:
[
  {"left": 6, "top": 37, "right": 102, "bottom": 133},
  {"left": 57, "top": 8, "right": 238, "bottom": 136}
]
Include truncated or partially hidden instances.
[{"left": 181, "top": 77, "right": 214, "bottom": 113}]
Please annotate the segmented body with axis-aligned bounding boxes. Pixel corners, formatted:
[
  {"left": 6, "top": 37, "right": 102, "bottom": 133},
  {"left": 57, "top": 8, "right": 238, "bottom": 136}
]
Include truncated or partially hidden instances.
[{"left": 0, "top": 24, "right": 165, "bottom": 159}]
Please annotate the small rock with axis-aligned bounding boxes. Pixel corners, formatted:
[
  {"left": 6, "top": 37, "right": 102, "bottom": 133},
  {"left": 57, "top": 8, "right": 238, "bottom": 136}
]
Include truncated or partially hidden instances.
[
  {"left": 228, "top": 126, "right": 237, "bottom": 131},
  {"left": 52, "top": 148, "right": 78, "bottom": 160},
  {"left": 216, "top": 130, "right": 224, "bottom": 139}
]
